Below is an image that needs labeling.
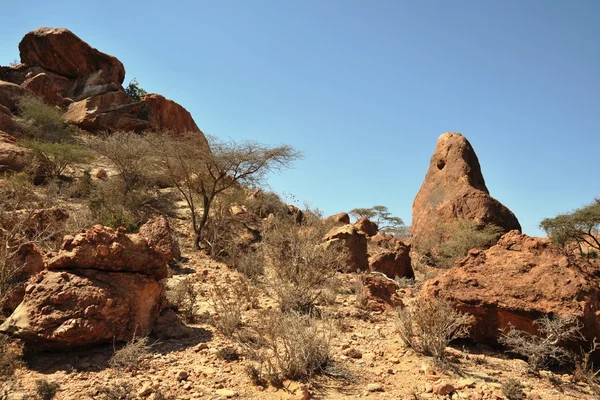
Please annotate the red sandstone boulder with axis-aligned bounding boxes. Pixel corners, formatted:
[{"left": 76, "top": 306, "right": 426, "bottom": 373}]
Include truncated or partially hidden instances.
[
  {"left": 46, "top": 225, "right": 169, "bottom": 280},
  {"left": 422, "top": 230, "right": 600, "bottom": 347},
  {"left": 138, "top": 216, "right": 181, "bottom": 263},
  {"left": 369, "top": 247, "right": 413, "bottom": 280},
  {"left": 323, "top": 224, "right": 368, "bottom": 271},
  {"left": 19, "top": 27, "right": 125, "bottom": 84},
  {"left": 142, "top": 94, "right": 206, "bottom": 137},
  {"left": 354, "top": 217, "right": 378, "bottom": 237},
  {"left": 324, "top": 212, "right": 350, "bottom": 226},
  {"left": 360, "top": 274, "right": 403, "bottom": 312},
  {"left": 0, "top": 129, "right": 29, "bottom": 172},
  {"left": 412, "top": 133, "right": 521, "bottom": 245},
  {"left": 0, "top": 269, "right": 162, "bottom": 350}
]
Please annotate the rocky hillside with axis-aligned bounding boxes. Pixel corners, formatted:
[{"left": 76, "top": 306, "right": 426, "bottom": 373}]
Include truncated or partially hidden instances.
[{"left": 0, "top": 28, "right": 599, "bottom": 400}]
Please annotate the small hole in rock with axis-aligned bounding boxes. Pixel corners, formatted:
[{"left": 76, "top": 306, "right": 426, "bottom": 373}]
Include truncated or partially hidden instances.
[{"left": 437, "top": 159, "right": 446, "bottom": 170}]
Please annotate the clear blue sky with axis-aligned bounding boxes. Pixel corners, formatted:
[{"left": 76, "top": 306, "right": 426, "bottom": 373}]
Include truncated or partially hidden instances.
[{"left": 1, "top": 1, "right": 599, "bottom": 236}]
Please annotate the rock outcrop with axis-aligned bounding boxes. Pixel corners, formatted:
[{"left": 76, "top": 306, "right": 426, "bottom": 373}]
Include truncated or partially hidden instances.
[
  {"left": 422, "top": 230, "right": 600, "bottom": 347},
  {"left": 354, "top": 217, "right": 378, "bottom": 237},
  {"left": 360, "top": 274, "right": 403, "bottom": 312},
  {"left": 0, "top": 218, "right": 179, "bottom": 349},
  {"left": 0, "top": 27, "right": 208, "bottom": 141},
  {"left": 412, "top": 133, "right": 520, "bottom": 244},
  {"left": 0, "top": 130, "right": 29, "bottom": 172},
  {"left": 368, "top": 234, "right": 413, "bottom": 280},
  {"left": 323, "top": 224, "right": 368, "bottom": 271}
]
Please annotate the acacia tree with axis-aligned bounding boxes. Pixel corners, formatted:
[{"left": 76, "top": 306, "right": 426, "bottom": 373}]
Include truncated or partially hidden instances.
[
  {"left": 149, "top": 132, "right": 301, "bottom": 250},
  {"left": 349, "top": 205, "right": 408, "bottom": 236},
  {"left": 540, "top": 199, "right": 600, "bottom": 255}
]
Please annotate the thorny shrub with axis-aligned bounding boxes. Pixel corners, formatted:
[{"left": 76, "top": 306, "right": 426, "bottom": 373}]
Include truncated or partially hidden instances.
[
  {"left": 499, "top": 314, "right": 582, "bottom": 371},
  {"left": 166, "top": 275, "right": 205, "bottom": 324},
  {"left": 501, "top": 379, "right": 525, "bottom": 400},
  {"left": 109, "top": 336, "right": 152, "bottom": 371},
  {"left": 16, "top": 95, "right": 77, "bottom": 143},
  {"left": 262, "top": 212, "right": 345, "bottom": 313},
  {"left": 210, "top": 277, "right": 258, "bottom": 337},
  {"left": 397, "top": 297, "right": 474, "bottom": 363},
  {"left": 35, "top": 379, "right": 60, "bottom": 400}
]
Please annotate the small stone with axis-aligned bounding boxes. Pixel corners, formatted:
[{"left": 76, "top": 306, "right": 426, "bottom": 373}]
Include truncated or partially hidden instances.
[
  {"left": 342, "top": 347, "right": 363, "bottom": 359},
  {"left": 433, "top": 382, "right": 455, "bottom": 395},
  {"left": 215, "top": 389, "right": 237, "bottom": 398},
  {"left": 176, "top": 370, "right": 189, "bottom": 381},
  {"left": 366, "top": 383, "right": 384, "bottom": 392},
  {"left": 138, "top": 384, "right": 153, "bottom": 397},
  {"left": 457, "top": 378, "right": 475, "bottom": 389},
  {"left": 424, "top": 382, "right": 433, "bottom": 393}
]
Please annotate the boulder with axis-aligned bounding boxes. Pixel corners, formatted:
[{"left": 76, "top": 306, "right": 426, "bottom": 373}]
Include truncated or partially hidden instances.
[
  {"left": 369, "top": 245, "right": 413, "bottom": 280},
  {"left": 142, "top": 94, "right": 206, "bottom": 137},
  {"left": 46, "top": 224, "right": 169, "bottom": 280},
  {"left": 0, "top": 243, "right": 46, "bottom": 314},
  {"left": 323, "top": 224, "right": 368, "bottom": 271},
  {"left": 0, "top": 269, "right": 162, "bottom": 349},
  {"left": 324, "top": 212, "right": 350, "bottom": 226},
  {"left": 138, "top": 216, "right": 181, "bottom": 263},
  {"left": 360, "top": 274, "right": 403, "bottom": 312},
  {"left": 0, "top": 80, "right": 27, "bottom": 112},
  {"left": 0, "top": 104, "right": 18, "bottom": 136},
  {"left": 287, "top": 204, "right": 304, "bottom": 224},
  {"left": 412, "top": 133, "right": 520, "bottom": 244},
  {"left": 354, "top": 217, "right": 378, "bottom": 236},
  {"left": 422, "top": 230, "right": 600, "bottom": 347},
  {"left": 21, "top": 72, "right": 71, "bottom": 107},
  {"left": 0, "top": 130, "right": 29, "bottom": 172},
  {"left": 19, "top": 27, "right": 125, "bottom": 84}
]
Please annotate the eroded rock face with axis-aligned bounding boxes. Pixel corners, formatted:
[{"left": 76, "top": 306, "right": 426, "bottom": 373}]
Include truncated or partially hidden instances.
[
  {"left": 46, "top": 224, "right": 168, "bottom": 280},
  {"left": 0, "top": 81, "right": 28, "bottom": 112},
  {"left": 0, "top": 269, "right": 162, "bottom": 350},
  {"left": 421, "top": 230, "right": 600, "bottom": 347},
  {"left": 139, "top": 215, "right": 181, "bottom": 263},
  {"left": 369, "top": 237, "right": 413, "bottom": 280},
  {"left": 360, "top": 274, "right": 403, "bottom": 312},
  {"left": 412, "top": 133, "right": 521, "bottom": 243},
  {"left": 143, "top": 94, "right": 206, "bottom": 136},
  {"left": 323, "top": 224, "right": 368, "bottom": 271}
]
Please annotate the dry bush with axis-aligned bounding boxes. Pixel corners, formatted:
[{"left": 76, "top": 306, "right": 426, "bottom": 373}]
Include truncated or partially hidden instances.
[
  {"left": 0, "top": 335, "right": 22, "bottom": 380},
  {"left": 397, "top": 297, "right": 474, "bottom": 362},
  {"left": 19, "top": 139, "right": 91, "bottom": 181},
  {"left": 241, "top": 310, "right": 331, "bottom": 383},
  {"left": 574, "top": 339, "right": 600, "bottom": 388},
  {"left": 109, "top": 336, "right": 152, "bottom": 371},
  {"left": 413, "top": 220, "right": 503, "bottom": 269},
  {"left": 209, "top": 278, "right": 258, "bottom": 337},
  {"left": 216, "top": 346, "right": 241, "bottom": 362},
  {"left": 95, "top": 379, "right": 134, "bottom": 400},
  {"left": 232, "top": 248, "right": 265, "bottom": 282},
  {"left": 35, "top": 379, "right": 60, "bottom": 400},
  {"left": 501, "top": 379, "right": 525, "bottom": 400},
  {"left": 262, "top": 213, "right": 345, "bottom": 313},
  {"left": 166, "top": 275, "right": 205, "bottom": 323},
  {"left": 499, "top": 314, "right": 581, "bottom": 370}
]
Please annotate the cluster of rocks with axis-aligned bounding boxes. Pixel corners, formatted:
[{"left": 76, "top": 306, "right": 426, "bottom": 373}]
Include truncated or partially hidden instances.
[
  {"left": 0, "top": 27, "right": 209, "bottom": 172},
  {"left": 0, "top": 216, "right": 178, "bottom": 350}
]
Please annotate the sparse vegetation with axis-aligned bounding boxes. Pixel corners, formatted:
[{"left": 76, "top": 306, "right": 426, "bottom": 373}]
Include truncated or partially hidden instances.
[
  {"left": 242, "top": 310, "right": 331, "bottom": 383},
  {"left": 262, "top": 212, "right": 345, "bottom": 313},
  {"left": 17, "top": 95, "right": 77, "bottom": 143},
  {"left": 147, "top": 132, "right": 301, "bottom": 250},
  {"left": 0, "top": 335, "right": 22, "bottom": 380},
  {"left": 19, "top": 139, "right": 91, "bottom": 181},
  {"left": 109, "top": 336, "right": 152, "bottom": 371},
  {"left": 499, "top": 315, "right": 581, "bottom": 370},
  {"left": 95, "top": 379, "right": 135, "bottom": 400},
  {"left": 414, "top": 219, "right": 504, "bottom": 268},
  {"left": 397, "top": 297, "right": 474, "bottom": 363},
  {"left": 349, "top": 205, "right": 408, "bottom": 236},
  {"left": 540, "top": 198, "right": 600, "bottom": 256},
  {"left": 501, "top": 378, "right": 525, "bottom": 400},
  {"left": 166, "top": 275, "right": 205, "bottom": 323},
  {"left": 124, "top": 78, "right": 148, "bottom": 101},
  {"left": 35, "top": 379, "right": 60, "bottom": 400}
]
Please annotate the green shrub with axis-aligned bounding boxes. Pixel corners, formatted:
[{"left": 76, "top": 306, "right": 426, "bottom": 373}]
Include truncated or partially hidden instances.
[
  {"left": 124, "top": 78, "right": 148, "bottom": 101},
  {"left": 17, "top": 95, "right": 77, "bottom": 142},
  {"left": 414, "top": 219, "right": 503, "bottom": 268},
  {"left": 19, "top": 139, "right": 91, "bottom": 180}
]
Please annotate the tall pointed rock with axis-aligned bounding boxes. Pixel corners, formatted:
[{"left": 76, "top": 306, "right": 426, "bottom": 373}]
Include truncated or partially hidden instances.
[{"left": 411, "top": 133, "right": 520, "bottom": 240}]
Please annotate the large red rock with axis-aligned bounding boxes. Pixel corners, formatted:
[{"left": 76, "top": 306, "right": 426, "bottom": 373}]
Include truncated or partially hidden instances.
[
  {"left": 360, "top": 274, "right": 404, "bottom": 312},
  {"left": 0, "top": 269, "right": 162, "bottom": 350},
  {"left": 324, "top": 212, "right": 350, "bottom": 226},
  {"left": 142, "top": 94, "right": 206, "bottom": 136},
  {"left": 323, "top": 224, "right": 368, "bottom": 271},
  {"left": 412, "top": 133, "right": 521, "bottom": 244},
  {"left": 0, "top": 129, "right": 29, "bottom": 172},
  {"left": 422, "top": 230, "right": 600, "bottom": 347},
  {"left": 18, "top": 27, "right": 125, "bottom": 84},
  {"left": 46, "top": 224, "right": 169, "bottom": 280},
  {"left": 369, "top": 243, "right": 413, "bottom": 280}
]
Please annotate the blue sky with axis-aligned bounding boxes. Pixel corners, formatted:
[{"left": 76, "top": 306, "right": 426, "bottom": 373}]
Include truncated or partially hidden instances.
[{"left": 1, "top": 0, "right": 598, "bottom": 236}]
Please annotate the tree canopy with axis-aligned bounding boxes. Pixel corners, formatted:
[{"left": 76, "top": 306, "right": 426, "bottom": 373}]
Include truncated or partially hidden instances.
[
  {"left": 349, "top": 205, "right": 408, "bottom": 236},
  {"left": 540, "top": 198, "right": 600, "bottom": 255}
]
